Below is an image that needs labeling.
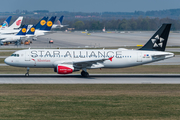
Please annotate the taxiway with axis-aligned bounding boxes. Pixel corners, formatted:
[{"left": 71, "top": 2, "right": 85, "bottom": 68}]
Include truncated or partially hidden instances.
[{"left": 0, "top": 74, "right": 180, "bottom": 84}]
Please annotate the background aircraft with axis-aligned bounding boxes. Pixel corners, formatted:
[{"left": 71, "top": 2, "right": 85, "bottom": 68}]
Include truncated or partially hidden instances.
[
  {"left": 0, "top": 25, "right": 27, "bottom": 44},
  {"left": 0, "top": 16, "right": 23, "bottom": 34},
  {"left": 4, "top": 24, "right": 174, "bottom": 77},
  {"left": 0, "top": 16, "right": 12, "bottom": 28},
  {"left": 52, "top": 15, "right": 68, "bottom": 29}
]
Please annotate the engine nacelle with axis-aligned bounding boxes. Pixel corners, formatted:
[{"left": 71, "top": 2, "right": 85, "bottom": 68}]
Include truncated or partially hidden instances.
[{"left": 56, "top": 64, "right": 74, "bottom": 74}]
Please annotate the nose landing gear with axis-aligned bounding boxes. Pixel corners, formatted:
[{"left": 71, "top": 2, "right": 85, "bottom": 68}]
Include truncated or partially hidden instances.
[{"left": 25, "top": 67, "right": 30, "bottom": 76}]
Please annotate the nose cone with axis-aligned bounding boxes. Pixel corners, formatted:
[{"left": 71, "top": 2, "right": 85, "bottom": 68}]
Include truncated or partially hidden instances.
[{"left": 4, "top": 57, "right": 11, "bottom": 65}]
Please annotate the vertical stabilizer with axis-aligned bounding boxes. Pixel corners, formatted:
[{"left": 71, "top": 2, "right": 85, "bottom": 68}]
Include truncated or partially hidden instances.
[
  {"left": 26, "top": 25, "right": 36, "bottom": 35},
  {"left": 35, "top": 16, "right": 48, "bottom": 29},
  {"left": 139, "top": 24, "right": 171, "bottom": 51},
  {"left": 0, "top": 16, "right": 12, "bottom": 28},
  {"left": 40, "top": 16, "right": 56, "bottom": 31},
  {"left": 16, "top": 25, "right": 27, "bottom": 36},
  {"left": 9, "top": 16, "right": 23, "bottom": 29}
]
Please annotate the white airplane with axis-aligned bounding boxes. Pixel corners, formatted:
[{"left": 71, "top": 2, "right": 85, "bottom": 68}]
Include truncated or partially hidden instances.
[
  {"left": 34, "top": 16, "right": 56, "bottom": 36},
  {"left": 0, "top": 25, "right": 27, "bottom": 44},
  {"left": 0, "top": 16, "right": 23, "bottom": 34},
  {"left": 4, "top": 24, "right": 174, "bottom": 77},
  {"left": 30, "top": 16, "right": 56, "bottom": 40},
  {"left": 52, "top": 15, "right": 68, "bottom": 29}
]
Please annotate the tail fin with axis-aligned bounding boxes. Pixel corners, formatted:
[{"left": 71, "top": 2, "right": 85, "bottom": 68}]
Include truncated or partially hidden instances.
[
  {"left": 59, "top": 15, "right": 64, "bottom": 25},
  {"left": 9, "top": 16, "right": 23, "bottom": 29},
  {"left": 26, "top": 25, "right": 36, "bottom": 35},
  {"left": 40, "top": 16, "right": 56, "bottom": 31},
  {"left": 0, "top": 16, "right": 12, "bottom": 28},
  {"left": 139, "top": 24, "right": 171, "bottom": 51},
  {"left": 35, "top": 16, "right": 48, "bottom": 29},
  {"left": 16, "top": 25, "right": 27, "bottom": 36}
]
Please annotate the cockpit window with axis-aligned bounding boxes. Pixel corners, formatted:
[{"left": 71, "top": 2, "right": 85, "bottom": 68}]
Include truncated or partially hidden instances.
[{"left": 11, "top": 54, "right": 19, "bottom": 57}]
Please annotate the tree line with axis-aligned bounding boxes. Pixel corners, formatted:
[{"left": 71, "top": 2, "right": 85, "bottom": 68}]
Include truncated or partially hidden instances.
[{"left": 66, "top": 17, "right": 180, "bottom": 31}]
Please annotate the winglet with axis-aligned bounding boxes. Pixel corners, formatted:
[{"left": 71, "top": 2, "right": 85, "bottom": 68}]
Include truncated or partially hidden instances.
[{"left": 109, "top": 57, "right": 113, "bottom": 62}]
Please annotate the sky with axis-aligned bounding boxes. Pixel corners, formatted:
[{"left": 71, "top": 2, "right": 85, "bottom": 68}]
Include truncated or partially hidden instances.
[{"left": 1, "top": 0, "right": 180, "bottom": 13}]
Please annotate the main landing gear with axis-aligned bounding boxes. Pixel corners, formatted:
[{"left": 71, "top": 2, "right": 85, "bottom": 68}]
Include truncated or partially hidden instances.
[
  {"left": 25, "top": 67, "right": 30, "bottom": 76},
  {"left": 81, "top": 70, "right": 89, "bottom": 77}
]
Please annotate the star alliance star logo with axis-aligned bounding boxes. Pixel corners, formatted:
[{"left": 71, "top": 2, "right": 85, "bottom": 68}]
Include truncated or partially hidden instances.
[{"left": 151, "top": 35, "right": 164, "bottom": 48}]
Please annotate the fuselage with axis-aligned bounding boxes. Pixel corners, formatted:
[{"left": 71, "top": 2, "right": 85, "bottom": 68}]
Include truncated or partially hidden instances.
[
  {"left": 0, "top": 35, "right": 25, "bottom": 42},
  {"left": 4, "top": 48, "right": 174, "bottom": 69}
]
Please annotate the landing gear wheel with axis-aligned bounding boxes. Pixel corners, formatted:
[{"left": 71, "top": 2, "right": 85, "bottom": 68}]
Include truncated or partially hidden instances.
[
  {"left": 25, "top": 73, "right": 29, "bottom": 76},
  {"left": 25, "top": 67, "right": 30, "bottom": 77},
  {"left": 81, "top": 71, "right": 89, "bottom": 77}
]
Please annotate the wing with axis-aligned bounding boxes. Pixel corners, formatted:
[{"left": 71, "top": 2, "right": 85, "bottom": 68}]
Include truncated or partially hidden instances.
[{"left": 62, "top": 57, "right": 113, "bottom": 69}]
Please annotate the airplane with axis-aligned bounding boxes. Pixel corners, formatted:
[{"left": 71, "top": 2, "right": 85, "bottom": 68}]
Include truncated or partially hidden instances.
[
  {"left": 26, "top": 25, "right": 36, "bottom": 37},
  {"left": 4, "top": 24, "right": 174, "bottom": 77},
  {"left": 52, "top": 15, "right": 68, "bottom": 29},
  {"left": 35, "top": 16, "right": 48, "bottom": 30},
  {"left": 0, "top": 16, "right": 23, "bottom": 34},
  {"left": 0, "top": 25, "right": 28, "bottom": 44},
  {"left": 32, "top": 16, "right": 56, "bottom": 39},
  {"left": 0, "top": 16, "right": 12, "bottom": 28},
  {"left": 26, "top": 16, "right": 48, "bottom": 40}
]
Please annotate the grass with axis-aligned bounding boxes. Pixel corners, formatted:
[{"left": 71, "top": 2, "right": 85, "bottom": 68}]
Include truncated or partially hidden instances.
[
  {"left": 0, "top": 65, "right": 180, "bottom": 74},
  {"left": 0, "top": 84, "right": 180, "bottom": 119},
  {"left": 0, "top": 52, "right": 13, "bottom": 56},
  {"left": 0, "top": 58, "right": 5, "bottom": 63}
]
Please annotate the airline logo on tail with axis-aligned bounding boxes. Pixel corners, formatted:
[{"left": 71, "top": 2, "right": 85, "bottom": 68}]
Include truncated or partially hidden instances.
[
  {"left": 22, "top": 28, "right": 27, "bottom": 33},
  {"left": 47, "top": 21, "right": 53, "bottom": 27},
  {"left": 16, "top": 20, "right": 22, "bottom": 26},
  {"left": 30, "top": 27, "right": 35, "bottom": 32},
  {"left": 2, "top": 22, "right": 8, "bottom": 28},
  {"left": 151, "top": 35, "right": 164, "bottom": 48},
  {"left": 40, "top": 20, "right": 46, "bottom": 26}
]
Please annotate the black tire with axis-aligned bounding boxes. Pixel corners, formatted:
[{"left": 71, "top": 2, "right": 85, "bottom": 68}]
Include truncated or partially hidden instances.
[
  {"left": 81, "top": 71, "right": 89, "bottom": 77},
  {"left": 25, "top": 73, "right": 29, "bottom": 77}
]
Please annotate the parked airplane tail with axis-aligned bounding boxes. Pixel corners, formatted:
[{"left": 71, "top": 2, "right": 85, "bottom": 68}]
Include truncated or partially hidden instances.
[
  {"left": 59, "top": 15, "right": 64, "bottom": 25},
  {"left": 139, "top": 24, "right": 171, "bottom": 51},
  {"left": 26, "top": 25, "right": 36, "bottom": 35},
  {"left": 35, "top": 16, "right": 48, "bottom": 29},
  {"left": 9, "top": 16, "right": 23, "bottom": 29},
  {"left": 0, "top": 16, "right": 12, "bottom": 28},
  {"left": 16, "top": 25, "right": 28, "bottom": 35},
  {"left": 40, "top": 16, "right": 56, "bottom": 31}
]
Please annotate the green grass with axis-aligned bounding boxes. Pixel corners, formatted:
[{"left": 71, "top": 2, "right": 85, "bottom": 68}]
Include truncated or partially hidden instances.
[
  {"left": 0, "top": 65, "right": 180, "bottom": 74},
  {"left": 0, "top": 52, "right": 13, "bottom": 56},
  {"left": 0, "top": 84, "right": 180, "bottom": 119},
  {"left": 0, "top": 58, "right": 5, "bottom": 63}
]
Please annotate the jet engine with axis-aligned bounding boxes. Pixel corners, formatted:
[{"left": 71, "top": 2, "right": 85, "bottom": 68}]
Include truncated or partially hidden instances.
[{"left": 55, "top": 64, "right": 74, "bottom": 74}]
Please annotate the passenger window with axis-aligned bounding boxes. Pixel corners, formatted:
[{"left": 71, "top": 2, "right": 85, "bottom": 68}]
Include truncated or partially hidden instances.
[{"left": 17, "top": 54, "right": 19, "bottom": 57}]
